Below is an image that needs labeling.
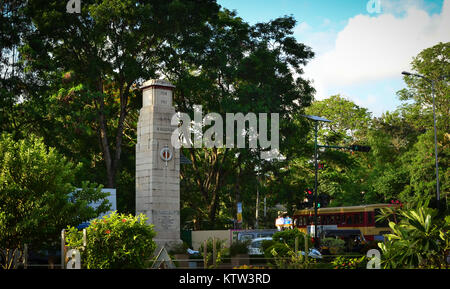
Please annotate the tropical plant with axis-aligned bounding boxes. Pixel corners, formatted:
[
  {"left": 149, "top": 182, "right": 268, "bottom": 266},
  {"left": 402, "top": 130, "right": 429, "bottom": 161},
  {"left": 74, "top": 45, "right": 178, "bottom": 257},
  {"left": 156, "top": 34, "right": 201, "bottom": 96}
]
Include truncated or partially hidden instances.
[
  {"left": 331, "top": 255, "right": 367, "bottom": 269},
  {"left": 269, "top": 242, "right": 315, "bottom": 269},
  {"left": 377, "top": 204, "right": 449, "bottom": 269},
  {"left": 65, "top": 211, "right": 156, "bottom": 269},
  {"left": 199, "top": 237, "right": 227, "bottom": 268}
]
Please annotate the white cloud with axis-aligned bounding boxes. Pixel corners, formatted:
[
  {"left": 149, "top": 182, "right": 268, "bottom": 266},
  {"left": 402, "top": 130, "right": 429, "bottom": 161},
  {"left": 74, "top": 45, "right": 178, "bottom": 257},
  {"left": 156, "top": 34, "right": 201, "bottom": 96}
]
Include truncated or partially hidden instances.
[
  {"left": 295, "top": 23, "right": 338, "bottom": 56},
  {"left": 304, "top": 0, "right": 450, "bottom": 100},
  {"left": 295, "top": 21, "right": 311, "bottom": 34}
]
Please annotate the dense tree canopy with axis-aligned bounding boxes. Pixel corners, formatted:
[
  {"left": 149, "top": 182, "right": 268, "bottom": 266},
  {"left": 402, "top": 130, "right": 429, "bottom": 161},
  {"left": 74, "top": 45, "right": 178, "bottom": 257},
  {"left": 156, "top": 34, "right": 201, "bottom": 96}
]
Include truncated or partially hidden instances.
[{"left": 0, "top": 0, "right": 447, "bottom": 232}]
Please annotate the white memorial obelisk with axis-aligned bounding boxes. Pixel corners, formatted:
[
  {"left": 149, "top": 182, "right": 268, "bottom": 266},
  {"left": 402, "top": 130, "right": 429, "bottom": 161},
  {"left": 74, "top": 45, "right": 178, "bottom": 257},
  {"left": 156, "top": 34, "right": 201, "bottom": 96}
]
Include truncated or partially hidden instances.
[{"left": 136, "top": 79, "right": 181, "bottom": 249}]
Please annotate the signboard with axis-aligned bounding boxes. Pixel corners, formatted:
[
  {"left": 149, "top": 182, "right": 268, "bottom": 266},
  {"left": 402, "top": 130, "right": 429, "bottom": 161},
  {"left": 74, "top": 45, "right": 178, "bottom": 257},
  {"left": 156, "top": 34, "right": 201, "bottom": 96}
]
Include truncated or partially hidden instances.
[{"left": 237, "top": 202, "right": 242, "bottom": 224}]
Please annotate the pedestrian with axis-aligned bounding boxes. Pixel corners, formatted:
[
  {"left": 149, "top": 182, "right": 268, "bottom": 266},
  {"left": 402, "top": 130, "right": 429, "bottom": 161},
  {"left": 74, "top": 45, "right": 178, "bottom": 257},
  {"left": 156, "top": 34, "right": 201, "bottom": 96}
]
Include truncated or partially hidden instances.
[{"left": 275, "top": 213, "right": 284, "bottom": 231}]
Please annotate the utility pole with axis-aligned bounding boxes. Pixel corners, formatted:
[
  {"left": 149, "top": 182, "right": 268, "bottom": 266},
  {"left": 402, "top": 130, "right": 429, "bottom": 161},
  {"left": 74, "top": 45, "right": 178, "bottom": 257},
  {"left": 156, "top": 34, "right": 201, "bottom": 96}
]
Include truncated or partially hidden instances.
[
  {"left": 401, "top": 72, "right": 449, "bottom": 203},
  {"left": 313, "top": 121, "right": 319, "bottom": 242},
  {"left": 301, "top": 115, "right": 332, "bottom": 246},
  {"left": 255, "top": 178, "right": 259, "bottom": 229}
]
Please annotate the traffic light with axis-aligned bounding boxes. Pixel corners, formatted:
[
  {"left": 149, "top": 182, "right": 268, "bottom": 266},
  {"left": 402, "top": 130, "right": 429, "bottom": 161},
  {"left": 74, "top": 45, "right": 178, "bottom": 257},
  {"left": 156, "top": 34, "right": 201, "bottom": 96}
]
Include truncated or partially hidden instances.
[
  {"left": 305, "top": 189, "right": 314, "bottom": 208},
  {"left": 350, "top": 144, "right": 371, "bottom": 152},
  {"left": 317, "top": 194, "right": 330, "bottom": 208}
]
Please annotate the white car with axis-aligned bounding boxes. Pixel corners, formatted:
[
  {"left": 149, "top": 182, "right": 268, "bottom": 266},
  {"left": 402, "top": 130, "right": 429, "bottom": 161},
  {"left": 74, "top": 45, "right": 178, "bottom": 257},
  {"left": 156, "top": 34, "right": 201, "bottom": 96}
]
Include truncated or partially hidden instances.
[
  {"left": 300, "top": 248, "right": 323, "bottom": 259},
  {"left": 248, "top": 237, "right": 273, "bottom": 255}
]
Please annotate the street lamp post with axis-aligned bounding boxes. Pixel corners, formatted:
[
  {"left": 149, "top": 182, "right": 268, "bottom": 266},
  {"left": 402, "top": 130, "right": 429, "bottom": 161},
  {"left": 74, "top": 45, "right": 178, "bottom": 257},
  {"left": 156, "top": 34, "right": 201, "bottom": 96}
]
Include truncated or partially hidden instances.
[
  {"left": 401, "top": 71, "right": 448, "bottom": 202},
  {"left": 302, "top": 115, "right": 332, "bottom": 244}
]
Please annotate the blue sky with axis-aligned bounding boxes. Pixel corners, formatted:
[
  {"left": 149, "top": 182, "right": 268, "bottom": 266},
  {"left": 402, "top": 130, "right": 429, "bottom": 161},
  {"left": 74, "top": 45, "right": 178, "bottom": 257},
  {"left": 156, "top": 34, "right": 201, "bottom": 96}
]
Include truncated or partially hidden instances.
[{"left": 217, "top": 0, "right": 449, "bottom": 117}]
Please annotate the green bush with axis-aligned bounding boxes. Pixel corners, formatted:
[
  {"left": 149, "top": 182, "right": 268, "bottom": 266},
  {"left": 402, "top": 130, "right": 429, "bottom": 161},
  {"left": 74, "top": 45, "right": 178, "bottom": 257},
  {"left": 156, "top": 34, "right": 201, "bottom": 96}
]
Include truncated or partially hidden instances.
[
  {"left": 321, "top": 237, "right": 345, "bottom": 254},
  {"left": 261, "top": 239, "right": 275, "bottom": 254},
  {"left": 229, "top": 240, "right": 250, "bottom": 256},
  {"left": 262, "top": 229, "right": 312, "bottom": 261},
  {"left": 377, "top": 204, "right": 450, "bottom": 269},
  {"left": 0, "top": 133, "right": 108, "bottom": 269},
  {"left": 199, "top": 238, "right": 225, "bottom": 254},
  {"left": 268, "top": 242, "right": 317, "bottom": 269},
  {"left": 65, "top": 211, "right": 156, "bottom": 269},
  {"left": 271, "top": 229, "right": 312, "bottom": 250},
  {"left": 263, "top": 242, "right": 290, "bottom": 259},
  {"left": 199, "top": 238, "right": 227, "bottom": 268},
  {"left": 331, "top": 255, "right": 367, "bottom": 269}
]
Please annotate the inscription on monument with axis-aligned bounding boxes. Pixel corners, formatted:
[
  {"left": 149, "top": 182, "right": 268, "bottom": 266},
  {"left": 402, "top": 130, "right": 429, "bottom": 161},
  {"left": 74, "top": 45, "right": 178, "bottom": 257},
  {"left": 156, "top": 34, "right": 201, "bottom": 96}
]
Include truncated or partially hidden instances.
[
  {"left": 155, "top": 210, "right": 176, "bottom": 229},
  {"left": 159, "top": 91, "right": 169, "bottom": 105}
]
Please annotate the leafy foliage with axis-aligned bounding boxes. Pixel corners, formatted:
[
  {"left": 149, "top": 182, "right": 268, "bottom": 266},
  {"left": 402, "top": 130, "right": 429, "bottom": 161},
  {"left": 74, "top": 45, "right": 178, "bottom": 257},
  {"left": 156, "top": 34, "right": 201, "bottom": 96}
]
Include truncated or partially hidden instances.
[
  {"left": 331, "top": 255, "right": 367, "bottom": 269},
  {"left": 1, "top": 0, "right": 448, "bottom": 240},
  {"left": 268, "top": 242, "right": 316, "bottom": 269},
  {"left": 320, "top": 237, "right": 345, "bottom": 255},
  {"left": 0, "top": 133, "right": 108, "bottom": 269},
  {"left": 199, "top": 237, "right": 227, "bottom": 268},
  {"left": 271, "top": 229, "right": 312, "bottom": 250},
  {"left": 229, "top": 240, "right": 250, "bottom": 256},
  {"left": 263, "top": 229, "right": 312, "bottom": 262},
  {"left": 65, "top": 211, "right": 156, "bottom": 269},
  {"left": 377, "top": 204, "right": 449, "bottom": 268}
]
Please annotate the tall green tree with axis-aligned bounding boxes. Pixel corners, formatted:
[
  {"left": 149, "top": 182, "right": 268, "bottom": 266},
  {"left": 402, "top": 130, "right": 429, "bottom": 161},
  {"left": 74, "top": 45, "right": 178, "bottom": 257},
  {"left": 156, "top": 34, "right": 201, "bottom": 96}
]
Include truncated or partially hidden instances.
[
  {"left": 394, "top": 42, "right": 449, "bottom": 204},
  {"left": 166, "top": 12, "right": 315, "bottom": 229},
  {"left": 0, "top": 1, "right": 32, "bottom": 136},
  {"left": 274, "top": 95, "right": 373, "bottom": 208},
  {"left": 0, "top": 133, "right": 109, "bottom": 269},
  {"left": 21, "top": 0, "right": 220, "bottom": 191}
]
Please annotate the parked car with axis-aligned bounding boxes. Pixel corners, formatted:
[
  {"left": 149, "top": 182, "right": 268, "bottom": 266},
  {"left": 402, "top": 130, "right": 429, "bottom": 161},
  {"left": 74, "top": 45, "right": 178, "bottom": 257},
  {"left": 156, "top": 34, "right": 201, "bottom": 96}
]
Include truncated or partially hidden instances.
[
  {"left": 248, "top": 237, "right": 272, "bottom": 255},
  {"left": 236, "top": 229, "right": 277, "bottom": 243}
]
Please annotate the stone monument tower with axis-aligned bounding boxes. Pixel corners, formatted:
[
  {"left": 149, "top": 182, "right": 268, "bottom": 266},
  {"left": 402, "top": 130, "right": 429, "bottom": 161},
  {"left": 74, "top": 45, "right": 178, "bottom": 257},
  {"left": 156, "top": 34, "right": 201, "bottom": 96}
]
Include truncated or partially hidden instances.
[{"left": 136, "top": 79, "right": 181, "bottom": 248}]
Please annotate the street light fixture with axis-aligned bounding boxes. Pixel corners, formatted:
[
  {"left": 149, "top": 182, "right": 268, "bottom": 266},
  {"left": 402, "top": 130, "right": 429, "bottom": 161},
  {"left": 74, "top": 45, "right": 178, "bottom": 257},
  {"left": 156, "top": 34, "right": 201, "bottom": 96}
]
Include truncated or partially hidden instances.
[
  {"left": 401, "top": 71, "right": 448, "bottom": 202},
  {"left": 302, "top": 114, "right": 332, "bottom": 243}
]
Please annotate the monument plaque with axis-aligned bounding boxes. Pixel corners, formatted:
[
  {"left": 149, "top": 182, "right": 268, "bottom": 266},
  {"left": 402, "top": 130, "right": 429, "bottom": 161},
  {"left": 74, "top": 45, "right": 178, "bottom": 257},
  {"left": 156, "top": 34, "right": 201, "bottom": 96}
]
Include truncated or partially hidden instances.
[{"left": 136, "top": 79, "right": 181, "bottom": 249}]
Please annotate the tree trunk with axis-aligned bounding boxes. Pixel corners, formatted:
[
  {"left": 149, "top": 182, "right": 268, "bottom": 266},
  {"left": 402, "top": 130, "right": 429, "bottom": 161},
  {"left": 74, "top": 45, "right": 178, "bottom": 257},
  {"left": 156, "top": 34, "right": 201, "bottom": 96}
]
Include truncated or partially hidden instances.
[
  {"left": 96, "top": 79, "right": 114, "bottom": 188},
  {"left": 0, "top": 248, "right": 24, "bottom": 269},
  {"left": 95, "top": 79, "right": 131, "bottom": 188}
]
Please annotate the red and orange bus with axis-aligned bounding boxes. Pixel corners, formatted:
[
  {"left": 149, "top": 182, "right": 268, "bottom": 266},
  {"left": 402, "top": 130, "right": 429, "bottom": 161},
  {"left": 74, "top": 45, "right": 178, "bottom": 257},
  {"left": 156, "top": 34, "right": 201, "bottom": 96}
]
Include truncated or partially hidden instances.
[{"left": 293, "top": 203, "right": 400, "bottom": 241}]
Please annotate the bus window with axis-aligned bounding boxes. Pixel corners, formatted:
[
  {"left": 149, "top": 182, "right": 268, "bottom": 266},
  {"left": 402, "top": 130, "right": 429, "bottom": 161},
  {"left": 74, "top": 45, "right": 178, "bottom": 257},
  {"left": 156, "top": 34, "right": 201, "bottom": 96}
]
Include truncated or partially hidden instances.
[
  {"left": 330, "top": 215, "right": 335, "bottom": 224},
  {"left": 346, "top": 214, "right": 353, "bottom": 225},
  {"left": 367, "top": 211, "right": 373, "bottom": 225},
  {"left": 359, "top": 213, "right": 363, "bottom": 225},
  {"left": 354, "top": 213, "right": 360, "bottom": 224}
]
